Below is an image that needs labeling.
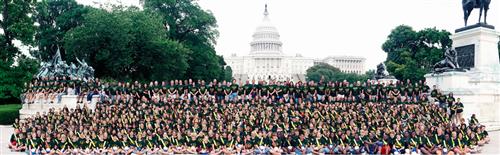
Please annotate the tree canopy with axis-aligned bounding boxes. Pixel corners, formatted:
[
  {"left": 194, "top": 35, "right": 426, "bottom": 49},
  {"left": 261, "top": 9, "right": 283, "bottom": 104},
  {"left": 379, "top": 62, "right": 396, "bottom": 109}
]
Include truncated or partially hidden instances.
[
  {"left": 382, "top": 25, "right": 451, "bottom": 82},
  {"left": 306, "top": 63, "right": 372, "bottom": 83},
  {"left": 63, "top": 8, "right": 190, "bottom": 81},
  {"left": 32, "top": 0, "right": 90, "bottom": 61},
  {"left": 144, "top": 0, "right": 224, "bottom": 81},
  {"left": 0, "top": 0, "right": 39, "bottom": 103}
]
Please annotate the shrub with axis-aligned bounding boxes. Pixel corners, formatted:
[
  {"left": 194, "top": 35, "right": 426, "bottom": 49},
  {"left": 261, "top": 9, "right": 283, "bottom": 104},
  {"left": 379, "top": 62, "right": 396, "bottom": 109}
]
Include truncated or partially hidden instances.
[{"left": 0, "top": 104, "right": 21, "bottom": 125}]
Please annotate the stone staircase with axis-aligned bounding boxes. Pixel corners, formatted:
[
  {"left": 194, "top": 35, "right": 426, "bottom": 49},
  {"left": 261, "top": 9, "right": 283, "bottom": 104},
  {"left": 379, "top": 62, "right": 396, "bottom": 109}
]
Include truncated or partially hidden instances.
[
  {"left": 19, "top": 95, "right": 99, "bottom": 119},
  {"left": 292, "top": 74, "right": 306, "bottom": 82}
]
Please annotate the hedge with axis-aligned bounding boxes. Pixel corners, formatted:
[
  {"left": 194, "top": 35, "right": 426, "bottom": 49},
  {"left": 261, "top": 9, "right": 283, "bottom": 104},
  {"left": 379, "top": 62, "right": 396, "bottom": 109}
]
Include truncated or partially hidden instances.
[{"left": 0, "top": 104, "right": 21, "bottom": 125}]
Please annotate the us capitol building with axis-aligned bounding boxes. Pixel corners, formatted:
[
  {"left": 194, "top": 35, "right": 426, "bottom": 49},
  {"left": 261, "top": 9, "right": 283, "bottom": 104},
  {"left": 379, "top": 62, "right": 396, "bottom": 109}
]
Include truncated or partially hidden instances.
[{"left": 225, "top": 5, "right": 365, "bottom": 82}]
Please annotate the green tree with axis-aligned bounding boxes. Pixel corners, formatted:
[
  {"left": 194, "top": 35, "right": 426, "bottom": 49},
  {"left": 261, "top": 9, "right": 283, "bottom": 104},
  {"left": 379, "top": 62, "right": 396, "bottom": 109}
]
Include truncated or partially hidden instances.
[
  {"left": 222, "top": 66, "right": 233, "bottom": 82},
  {"left": 382, "top": 25, "right": 451, "bottom": 81},
  {"left": 306, "top": 63, "right": 371, "bottom": 83},
  {"left": 306, "top": 63, "right": 340, "bottom": 82},
  {"left": 0, "top": 56, "right": 39, "bottom": 103},
  {"left": 1, "top": 0, "right": 36, "bottom": 63},
  {"left": 64, "top": 8, "right": 189, "bottom": 81},
  {"left": 32, "top": 0, "right": 90, "bottom": 61},
  {"left": 143, "top": 0, "right": 224, "bottom": 81},
  {"left": 0, "top": 0, "right": 38, "bottom": 104}
]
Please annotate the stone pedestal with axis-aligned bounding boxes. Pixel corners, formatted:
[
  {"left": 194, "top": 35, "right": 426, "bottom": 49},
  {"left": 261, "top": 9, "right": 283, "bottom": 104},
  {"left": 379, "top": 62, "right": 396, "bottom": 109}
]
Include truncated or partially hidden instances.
[
  {"left": 451, "top": 26, "right": 500, "bottom": 70},
  {"left": 425, "top": 26, "right": 500, "bottom": 131}
]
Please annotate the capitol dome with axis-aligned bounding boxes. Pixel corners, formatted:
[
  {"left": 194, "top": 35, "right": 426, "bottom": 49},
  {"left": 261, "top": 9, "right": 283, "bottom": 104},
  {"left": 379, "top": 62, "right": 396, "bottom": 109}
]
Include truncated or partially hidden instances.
[{"left": 250, "top": 4, "right": 283, "bottom": 55}]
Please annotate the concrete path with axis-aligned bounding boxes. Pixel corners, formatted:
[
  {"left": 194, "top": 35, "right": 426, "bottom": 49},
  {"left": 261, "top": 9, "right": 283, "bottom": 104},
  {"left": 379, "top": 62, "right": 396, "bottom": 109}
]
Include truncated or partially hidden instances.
[
  {"left": 0, "top": 125, "right": 22, "bottom": 155},
  {"left": 481, "top": 129, "right": 500, "bottom": 153}
]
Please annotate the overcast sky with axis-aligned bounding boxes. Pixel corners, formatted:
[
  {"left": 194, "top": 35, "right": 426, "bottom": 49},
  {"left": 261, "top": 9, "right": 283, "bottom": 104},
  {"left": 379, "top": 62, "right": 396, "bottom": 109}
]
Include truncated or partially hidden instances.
[{"left": 79, "top": 0, "right": 500, "bottom": 70}]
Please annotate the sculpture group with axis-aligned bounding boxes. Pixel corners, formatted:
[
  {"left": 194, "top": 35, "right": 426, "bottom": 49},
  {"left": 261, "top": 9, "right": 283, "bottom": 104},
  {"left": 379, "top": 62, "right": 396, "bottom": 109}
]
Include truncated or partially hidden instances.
[
  {"left": 36, "top": 49, "right": 94, "bottom": 80},
  {"left": 373, "top": 63, "right": 394, "bottom": 80}
]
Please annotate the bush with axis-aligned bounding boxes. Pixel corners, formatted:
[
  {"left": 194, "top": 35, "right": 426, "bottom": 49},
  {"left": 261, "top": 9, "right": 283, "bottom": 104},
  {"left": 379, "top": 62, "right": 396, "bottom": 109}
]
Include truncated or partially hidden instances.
[{"left": 0, "top": 104, "right": 21, "bottom": 125}]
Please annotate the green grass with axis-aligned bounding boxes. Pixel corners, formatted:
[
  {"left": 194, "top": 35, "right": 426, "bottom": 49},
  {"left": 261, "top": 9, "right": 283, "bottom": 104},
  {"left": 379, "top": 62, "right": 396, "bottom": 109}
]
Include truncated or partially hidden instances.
[{"left": 0, "top": 104, "right": 21, "bottom": 125}]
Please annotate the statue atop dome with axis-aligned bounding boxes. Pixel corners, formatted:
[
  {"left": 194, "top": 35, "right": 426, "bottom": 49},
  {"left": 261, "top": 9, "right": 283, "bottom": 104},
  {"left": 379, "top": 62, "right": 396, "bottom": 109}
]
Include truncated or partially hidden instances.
[{"left": 264, "top": 4, "right": 269, "bottom": 16}]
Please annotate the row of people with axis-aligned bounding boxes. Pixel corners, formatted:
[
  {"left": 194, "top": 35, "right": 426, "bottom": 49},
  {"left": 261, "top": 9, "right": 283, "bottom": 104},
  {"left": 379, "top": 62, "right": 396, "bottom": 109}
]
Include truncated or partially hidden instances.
[{"left": 23, "top": 77, "right": 431, "bottom": 105}]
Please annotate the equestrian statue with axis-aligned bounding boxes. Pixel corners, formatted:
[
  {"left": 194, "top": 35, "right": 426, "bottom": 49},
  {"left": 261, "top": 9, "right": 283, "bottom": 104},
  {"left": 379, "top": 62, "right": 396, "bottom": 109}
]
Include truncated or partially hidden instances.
[{"left": 462, "top": 0, "right": 491, "bottom": 26}]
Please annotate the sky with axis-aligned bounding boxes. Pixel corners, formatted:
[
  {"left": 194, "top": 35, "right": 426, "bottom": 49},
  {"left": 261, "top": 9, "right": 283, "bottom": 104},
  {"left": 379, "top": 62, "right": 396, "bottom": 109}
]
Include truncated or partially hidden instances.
[{"left": 79, "top": 0, "right": 500, "bottom": 70}]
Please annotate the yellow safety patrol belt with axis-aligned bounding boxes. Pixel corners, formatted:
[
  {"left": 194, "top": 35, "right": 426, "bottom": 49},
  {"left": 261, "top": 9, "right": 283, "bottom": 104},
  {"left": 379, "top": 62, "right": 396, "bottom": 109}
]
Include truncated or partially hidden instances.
[
  {"left": 435, "top": 135, "right": 439, "bottom": 144},
  {"left": 148, "top": 140, "right": 153, "bottom": 149},
  {"left": 426, "top": 136, "right": 432, "bottom": 146},
  {"left": 30, "top": 139, "right": 35, "bottom": 148},
  {"left": 14, "top": 134, "right": 19, "bottom": 143},
  {"left": 126, "top": 134, "right": 137, "bottom": 146},
  {"left": 396, "top": 140, "right": 402, "bottom": 148},
  {"left": 68, "top": 138, "right": 75, "bottom": 148}
]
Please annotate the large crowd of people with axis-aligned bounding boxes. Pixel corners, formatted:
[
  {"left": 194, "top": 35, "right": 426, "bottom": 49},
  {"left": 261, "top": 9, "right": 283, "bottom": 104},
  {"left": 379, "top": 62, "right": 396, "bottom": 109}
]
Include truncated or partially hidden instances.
[{"left": 9, "top": 76, "right": 490, "bottom": 155}]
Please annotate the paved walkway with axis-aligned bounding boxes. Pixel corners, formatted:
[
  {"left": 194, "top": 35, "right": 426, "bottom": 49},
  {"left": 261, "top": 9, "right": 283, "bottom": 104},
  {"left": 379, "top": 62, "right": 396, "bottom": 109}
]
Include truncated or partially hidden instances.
[
  {"left": 0, "top": 125, "right": 22, "bottom": 155},
  {"left": 481, "top": 129, "right": 500, "bottom": 153},
  {"left": 1, "top": 125, "right": 499, "bottom": 154}
]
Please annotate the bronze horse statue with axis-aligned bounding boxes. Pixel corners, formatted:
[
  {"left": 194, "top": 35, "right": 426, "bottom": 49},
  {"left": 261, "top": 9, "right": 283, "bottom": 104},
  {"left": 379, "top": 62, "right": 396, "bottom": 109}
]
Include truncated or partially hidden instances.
[{"left": 462, "top": 0, "right": 491, "bottom": 26}]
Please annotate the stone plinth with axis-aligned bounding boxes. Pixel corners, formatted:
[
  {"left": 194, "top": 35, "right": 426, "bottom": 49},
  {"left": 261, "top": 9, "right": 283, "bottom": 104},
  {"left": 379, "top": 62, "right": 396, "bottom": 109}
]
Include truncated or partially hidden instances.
[{"left": 451, "top": 26, "right": 500, "bottom": 70}]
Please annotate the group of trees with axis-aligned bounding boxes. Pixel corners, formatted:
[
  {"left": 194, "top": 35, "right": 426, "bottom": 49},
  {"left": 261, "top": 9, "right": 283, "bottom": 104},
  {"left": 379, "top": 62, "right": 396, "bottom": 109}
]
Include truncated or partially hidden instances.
[
  {"left": 32, "top": 0, "right": 231, "bottom": 82},
  {"left": 382, "top": 25, "right": 452, "bottom": 82},
  {"left": 305, "top": 63, "right": 374, "bottom": 83},
  {"left": 1, "top": 0, "right": 231, "bottom": 103}
]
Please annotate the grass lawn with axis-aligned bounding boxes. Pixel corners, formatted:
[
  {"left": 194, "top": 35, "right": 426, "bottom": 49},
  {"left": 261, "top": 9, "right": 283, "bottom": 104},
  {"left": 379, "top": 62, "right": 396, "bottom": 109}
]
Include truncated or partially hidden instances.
[{"left": 0, "top": 104, "right": 21, "bottom": 125}]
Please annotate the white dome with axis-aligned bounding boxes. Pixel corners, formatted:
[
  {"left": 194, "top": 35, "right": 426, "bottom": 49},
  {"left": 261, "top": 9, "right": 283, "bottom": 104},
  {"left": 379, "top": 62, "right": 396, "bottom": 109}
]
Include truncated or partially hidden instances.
[{"left": 250, "top": 4, "right": 283, "bottom": 55}]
